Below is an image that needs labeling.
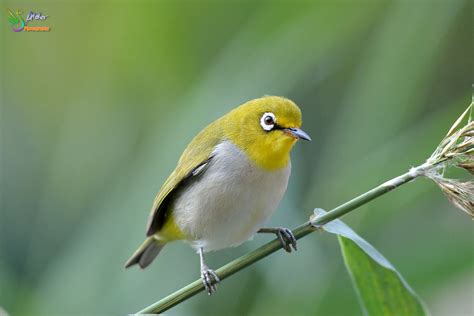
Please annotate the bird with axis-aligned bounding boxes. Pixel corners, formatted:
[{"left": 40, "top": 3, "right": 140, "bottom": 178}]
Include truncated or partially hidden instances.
[{"left": 125, "top": 96, "right": 311, "bottom": 294}]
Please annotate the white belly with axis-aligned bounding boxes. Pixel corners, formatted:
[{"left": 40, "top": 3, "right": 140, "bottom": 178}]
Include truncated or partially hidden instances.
[{"left": 171, "top": 140, "right": 291, "bottom": 252}]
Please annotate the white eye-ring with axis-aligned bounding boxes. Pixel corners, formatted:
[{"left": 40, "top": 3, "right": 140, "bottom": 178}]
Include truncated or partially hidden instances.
[{"left": 260, "top": 112, "right": 276, "bottom": 131}]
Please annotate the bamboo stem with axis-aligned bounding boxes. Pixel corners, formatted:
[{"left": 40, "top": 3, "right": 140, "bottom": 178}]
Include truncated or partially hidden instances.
[{"left": 136, "top": 165, "right": 427, "bottom": 314}]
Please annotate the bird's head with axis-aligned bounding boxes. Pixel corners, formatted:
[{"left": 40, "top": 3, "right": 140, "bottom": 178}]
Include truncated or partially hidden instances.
[{"left": 222, "top": 96, "right": 311, "bottom": 170}]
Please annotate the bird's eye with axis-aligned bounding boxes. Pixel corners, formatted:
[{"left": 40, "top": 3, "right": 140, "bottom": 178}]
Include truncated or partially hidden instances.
[
  {"left": 260, "top": 112, "right": 276, "bottom": 131},
  {"left": 264, "top": 116, "right": 274, "bottom": 125}
]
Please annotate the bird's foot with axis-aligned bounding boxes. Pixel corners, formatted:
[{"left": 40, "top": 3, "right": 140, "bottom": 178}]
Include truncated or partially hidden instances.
[
  {"left": 200, "top": 265, "right": 220, "bottom": 295},
  {"left": 274, "top": 227, "right": 297, "bottom": 252},
  {"left": 259, "top": 227, "right": 297, "bottom": 252}
]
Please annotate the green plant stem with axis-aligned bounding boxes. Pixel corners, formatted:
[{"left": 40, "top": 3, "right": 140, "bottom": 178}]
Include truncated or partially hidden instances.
[{"left": 136, "top": 164, "right": 429, "bottom": 314}]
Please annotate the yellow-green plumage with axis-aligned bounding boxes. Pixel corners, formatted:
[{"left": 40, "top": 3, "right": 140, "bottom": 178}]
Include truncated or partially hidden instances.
[{"left": 125, "top": 96, "right": 309, "bottom": 277}]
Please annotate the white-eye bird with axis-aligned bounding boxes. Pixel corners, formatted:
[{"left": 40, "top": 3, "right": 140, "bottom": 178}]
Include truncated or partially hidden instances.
[{"left": 125, "top": 96, "right": 311, "bottom": 294}]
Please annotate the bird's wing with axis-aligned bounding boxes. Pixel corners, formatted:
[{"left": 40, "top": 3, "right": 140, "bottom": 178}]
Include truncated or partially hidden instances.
[
  {"left": 7, "top": 9, "right": 20, "bottom": 25},
  {"left": 146, "top": 121, "right": 223, "bottom": 236}
]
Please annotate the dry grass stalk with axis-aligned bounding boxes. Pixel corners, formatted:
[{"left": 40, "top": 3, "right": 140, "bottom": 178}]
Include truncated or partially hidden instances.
[{"left": 422, "top": 101, "right": 473, "bottom": 216}]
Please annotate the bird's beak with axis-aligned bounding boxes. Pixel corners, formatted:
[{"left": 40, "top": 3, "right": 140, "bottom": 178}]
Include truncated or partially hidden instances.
[{"left": 284, "top": 127, "right": 312, "bottom": 141}]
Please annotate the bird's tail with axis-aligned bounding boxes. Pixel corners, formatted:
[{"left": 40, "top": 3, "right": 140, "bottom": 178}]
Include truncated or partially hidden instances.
[{"left": 124, "top": 237, "right": 165, "bottom": 269}]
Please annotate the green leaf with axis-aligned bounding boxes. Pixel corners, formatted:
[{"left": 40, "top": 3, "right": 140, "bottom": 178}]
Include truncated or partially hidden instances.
[{"left": 313, "top": 209, "right": 428, "bottom": 316}]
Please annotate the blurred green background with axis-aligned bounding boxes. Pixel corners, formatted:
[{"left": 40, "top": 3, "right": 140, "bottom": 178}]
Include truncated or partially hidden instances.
[{"left": 1, "top": 0, "right": 472, "bottom": 315}]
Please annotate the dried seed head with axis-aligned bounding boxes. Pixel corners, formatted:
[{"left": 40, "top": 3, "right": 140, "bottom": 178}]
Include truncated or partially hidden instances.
[
  {"left": 429, "top": 176, "right": 474, "bottom": 217},
  {"left": 428, "top": 103, "right": 473, "bottom": 165},
  {"left": 420, "top": 102, "right": 474, "bottom": 218}
]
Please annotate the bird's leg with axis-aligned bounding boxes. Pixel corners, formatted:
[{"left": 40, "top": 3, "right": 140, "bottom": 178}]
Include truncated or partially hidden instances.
[
  {"left": 199, "top": 247, "right": 220, "bottom": 295},
  {"left": 258, "top": 227, "right": 297, "bottom": 252}
]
